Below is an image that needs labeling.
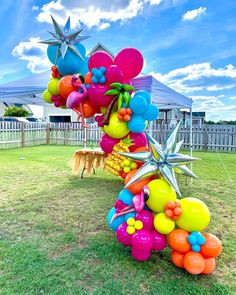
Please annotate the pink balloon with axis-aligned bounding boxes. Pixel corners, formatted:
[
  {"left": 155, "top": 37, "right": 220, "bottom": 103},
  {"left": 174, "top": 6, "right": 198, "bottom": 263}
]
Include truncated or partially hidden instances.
[
  {"left": 129, "top": 132, "right": 147, "bottom": 152},
  {"left": 131, "top": 229, "right": 153, "bottom": 251},
  {"left": 132, "top": 248, "right": 151, "bottom": 261},
  {"left": 88, "top": 51, "right": 114, "bottom": 72},
  {"left": 100, "top": 134, "right": 119, "bottom": 154},
  {"left": 114, "top": 48, "right": 144, "bottom": 80},
  {"left": 88, "top": 84, "right": 113, "bottom": 107},
  {"left": 116, "top": 223, "right": 132, "bottom": 246},
  {"left": 150, "top": 230, "right": 167, "bottom": 251},
  {"left": 135, "top": 210, "right": 154, "bottom": 231},
  {"left": 106, "top": 65, "right": 124, "bottom": 84}
]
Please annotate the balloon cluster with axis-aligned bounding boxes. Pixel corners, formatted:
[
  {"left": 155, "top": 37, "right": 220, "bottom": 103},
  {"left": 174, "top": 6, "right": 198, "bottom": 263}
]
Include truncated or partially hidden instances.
[{"left": 42, "top": 16, "right": 222, "bottom": 275}]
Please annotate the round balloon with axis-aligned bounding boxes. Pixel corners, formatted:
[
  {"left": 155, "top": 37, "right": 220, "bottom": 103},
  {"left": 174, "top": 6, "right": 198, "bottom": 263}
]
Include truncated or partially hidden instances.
[
  {"left": 125, "top": 169, "right": 154, "bottom": 195},
  {"left": 76, "top": 99, "right": 97, "bottom": 118},
  {"left": 128, "top": 115, "right": 146, "bottom": 133},
  {"left": 168, "top": 229, "right": 191, "bottom": 253},
  {"left": 130, "top": 95, "right": 148, "bottom": 114},
  {"left": 202, "top": 257, "right": 215, "bottom": 274},
  {"left": 147, "top": 179, "right": 177, "bottom": 213},
  {"left": 104, "top": 112, "right": 129, "bottom": 139},
  {"left": 118, "top": 189, "right": 134, "bottom": 206},
  {"left": 58, "top": 76, "right": 77, "bottom": 99},
  {"left": 88, "top": 84, "right": 113, "bottom": 107},
  {"left": 183, "top": 252, "right": 205, "bottom": 275},
  {"left": 114, "top": 48, "right": 144, "bottom": 80},
  {"left": 176, "top": 198, "right": 210, "bottom": 232},
  {"left": 106, "top": 65, "right": 124, "bottom": 84},
  {"left": 151, "top": 230, "right": 167, "bottom": 251},
  {"left": 143, "top": 104, "right": 159, "bottom": 121},
  {"left": 47, "top": 78, "right": 59, "bottom": 96},
  {"left": 100, "top": 134, "right": 119, "bottom": 154},
  {"left": 129, "top": 132, "right": 147, "bottom": 152},
  {"left": 153, "top": 212, "right": 175, "bottom": 235},
  {"left": 107, "top": 207, "right": 124, "bottom": 231},
  {"left": 131, "top": 229, "right": 153, "bottom": 251},
  {"left": 171, "top": 250, "right": 184, "bottom": 268},
  {"left": 116, "top": 223, "right": 132, "bottom": 246},
  {"left": 43, "top": 89, "right": 52, "bottom": 103},
  {"left": 88, "top": 51, "right": 113, "bottom": 72},
  {"left": 200, "top": 234, "right": 222, "bottom": 258}
]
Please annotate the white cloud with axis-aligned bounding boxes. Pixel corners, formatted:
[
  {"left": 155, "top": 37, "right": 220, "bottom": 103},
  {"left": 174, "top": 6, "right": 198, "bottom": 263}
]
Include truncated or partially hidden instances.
[
  {"left": 36, "top": 0, "right": 163, "bottom": 30},
  {"left": 149, "top": 63, "right": 236, "bottom": 93},
  {"left": 12, "top": 37, "right": 50, "bottom": 73},
  {"left": 32, "top": 5, "right": 39, "bottom": 11},
  {"left": 182, "top": 7, "right": 206, "bottom": 21}
]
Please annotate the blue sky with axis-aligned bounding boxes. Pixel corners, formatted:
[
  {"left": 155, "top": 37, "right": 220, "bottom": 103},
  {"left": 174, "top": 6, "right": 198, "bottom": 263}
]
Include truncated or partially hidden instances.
[{"left": 1, "top": 0, "right": 236, "bottom": 121}]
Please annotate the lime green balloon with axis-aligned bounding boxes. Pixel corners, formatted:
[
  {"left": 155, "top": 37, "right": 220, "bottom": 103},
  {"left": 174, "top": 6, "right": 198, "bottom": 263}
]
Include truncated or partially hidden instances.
[
  {"left": 104, "top": 112, "right": 129, "bottom": 139},
  {"left": 147, "top": 179, "right": 177, "bottom": 213},
  {"left": 47, "top": 78, "right": 59, "bottom": 96},
  {"left": 43, "top": 89, "right": 52, "bottom": 103},
  {"left": 154, "top": 212, "right": 175, "bottom": 234},
  {"left": 176, "top": 197, "right": 210, "bottom": 232}
]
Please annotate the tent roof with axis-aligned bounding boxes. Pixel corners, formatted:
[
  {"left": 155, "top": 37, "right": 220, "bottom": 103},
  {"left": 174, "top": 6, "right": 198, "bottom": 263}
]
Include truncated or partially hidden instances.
[
  {"left": 131, "top": 75, "right": 192, "bottom": 109},
  {"left": 0, "top": 72, "right": 192, "bottom": 109},
  {"left": 0, "top": 71, "right": 50, "bottom": 105}
]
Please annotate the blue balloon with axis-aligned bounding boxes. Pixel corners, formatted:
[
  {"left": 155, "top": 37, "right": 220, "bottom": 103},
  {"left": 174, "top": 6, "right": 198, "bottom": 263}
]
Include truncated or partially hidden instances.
[
  {"left": 74, "top": 56, "right": 89, "bottom": 76},
  {"left": 47, "top": 45, "right": 58, "bottom": 65},
  {"left": 99, "top": 76, "right": 106, "bottom": 84},
  {"left": 92, "top": 76, "right": 98, "bottom": 84},
  {"left": 135, "top": 90, "right": 151, "bottom": 104},
  {"left": 197, "top": 235, "right": 206, "bottom": 245},
  {"left": 143, "top": 104, "right": 159, "bottom": 121},
  {"left": 107, "top": 207, "right": 124, "bottom": 231},
  {"left": 130, "top": 95, "right": 148, "bottom": 114},
  {"left": 118, "top": 189, "right": 133, "bottom": 205},
  {"left": 128, "top": 115, "right": 146, "bottom": 133},
  {"left": 191, "top": 244, "right": 201, "bottom": 252},
  {"left": 188, "top": 235, "right": 197, "bottom": 245},
  {"left": 74, "top": 43, "right": 86, "bottom": 57}
]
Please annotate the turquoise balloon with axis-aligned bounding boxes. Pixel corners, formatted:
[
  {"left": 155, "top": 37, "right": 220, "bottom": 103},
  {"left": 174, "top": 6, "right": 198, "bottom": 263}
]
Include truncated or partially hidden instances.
[
  {"left": 118, "top": 189, "right": 134, "bottom": 205},
  {"left": 107, "top": 207, "right": 123, "bottom": 231},
  {"left": 128, "top": 115, "right": 145, "bottom": 133},
  {"left": 143, "top": 104, "right": 159, "bottom": 121}
]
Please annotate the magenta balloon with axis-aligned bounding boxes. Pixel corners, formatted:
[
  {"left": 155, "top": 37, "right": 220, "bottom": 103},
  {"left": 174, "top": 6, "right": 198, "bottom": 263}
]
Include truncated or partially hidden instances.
[
  {"left": 114, "top": 48, "right": 144, "bottom": 80},
  {"left": 135, "top": 210, "right": 154, "bottom": 231},
  {"left": 100, "top": 134, "right": 119, "bottom": 154},
  {"left": 131, "top": 229, "right": 153, "bottom": 251},
  {"left": 106, "top": 65, "right": 124, "bottom": 84},
  {"left": 88, "top": 84, "right": 113, "bottom": 107},
  {"left": 132, "top": 248, "right": 151, "bottom": 261},
  {"left": 88, "top": 51, "right": 114, "bottom": 72},
  {"left": 116, "top": 223, "right": 132, "bottom": 246},
  {"left": 129, "top": 132, "right": 147, "bottom": 152},
  {"left": 150, "top": 230, "right": 167, "bottom": 251}
]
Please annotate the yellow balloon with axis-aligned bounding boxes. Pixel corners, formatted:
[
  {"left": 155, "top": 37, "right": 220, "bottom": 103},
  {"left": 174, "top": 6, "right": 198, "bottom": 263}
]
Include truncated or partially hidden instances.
[
  {"left": 43, "top": 89, "right": 52, "bottom": 103},
  {"left": 47, "top": 77, "right": 59, "bottom": 96},
  {"left": 147, "top": 179, "right": 177, "bottom": 213},
  {"left": 176, "top": 197, "right": 210, "bottom": 232},
  {"left": 134, "top": 220, "right": 143, "bottom": 230},
  {"left": 126, "top": 226, "right": 135, "bottom": 235},
  {"left": 154, "top": 213, "right": 175, "bottom": 234},
  {"left": 104, "top": 112, "right": 129, "bottom": 139},
  {"left": 127, "top": 217, "right": 135, "bottom": 226}
]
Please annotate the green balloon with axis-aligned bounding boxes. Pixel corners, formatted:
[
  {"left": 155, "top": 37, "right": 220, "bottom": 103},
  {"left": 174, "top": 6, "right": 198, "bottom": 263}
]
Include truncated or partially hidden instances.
[
  {"left": 47, "top": 78, "right": 59, "bottom": 96},
  {"left": 43, "top": 89, "right": 52, "bottom": 103}
]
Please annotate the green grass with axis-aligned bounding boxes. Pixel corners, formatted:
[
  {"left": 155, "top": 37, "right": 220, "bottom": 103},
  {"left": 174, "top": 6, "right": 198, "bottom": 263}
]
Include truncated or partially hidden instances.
[{"left": 0, "top": 145, "right": 235, "bottom": 295}]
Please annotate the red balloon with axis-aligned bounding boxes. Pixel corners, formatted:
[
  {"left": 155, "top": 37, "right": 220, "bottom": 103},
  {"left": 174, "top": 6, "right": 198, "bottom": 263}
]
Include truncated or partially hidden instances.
[
  {"left": 88, "top": 51, "right": 113, "bottom": 72},
  {"left": 114, "top": 48, "right": 144, "bottom": 80}
]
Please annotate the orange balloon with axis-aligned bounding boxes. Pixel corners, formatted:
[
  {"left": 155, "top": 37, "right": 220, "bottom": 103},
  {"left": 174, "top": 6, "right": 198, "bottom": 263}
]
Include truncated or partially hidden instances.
[
  {"left": 84, "top": 72, "right": 92, "bottom": 84},
  {"left": 125, "top": 169, "right": 153, "bottom": 194},
  {"left": 200, "top": 234, "right": 222, "bottom": 258},
  {"left": 76, "top": 99, "right": 96, "bottom": 118},
  {"left": 183, "top": 252, "right": 205, "bottom": 275},
  {"left": 58, "top": 75, "right": 79, "bottom": 99},
  {"left": 202, "top": 257, "right": 215, "bottom": 274},
  {"left": 134, "top": 146, "right": 149, "bottom": 152},
  {"left": 169, "top": 229, "right": 191, "bottom": 253},
  {"left": 171, "top": 250, "right": 184, "bottom": 268}
]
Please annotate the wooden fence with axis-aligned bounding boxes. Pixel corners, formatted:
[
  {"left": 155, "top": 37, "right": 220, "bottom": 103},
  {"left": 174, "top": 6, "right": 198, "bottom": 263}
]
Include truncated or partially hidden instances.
[{"left": 0, "top": 122, "right": 235, "bottom": 152}]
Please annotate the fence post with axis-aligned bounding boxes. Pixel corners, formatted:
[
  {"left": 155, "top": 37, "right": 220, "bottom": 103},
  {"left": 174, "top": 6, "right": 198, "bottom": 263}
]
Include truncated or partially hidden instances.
[
  {"left": 21, "top": 123, "right": 25, "bottom": 147},
  {"left": 46, "top": 123, "right": 50, "bottom": 145},
  {"left": 65, "top": 123, "right": 69, "bottom": 145},
  {"left": 204, "top": 127, "right": 208, "bottom": 151}
]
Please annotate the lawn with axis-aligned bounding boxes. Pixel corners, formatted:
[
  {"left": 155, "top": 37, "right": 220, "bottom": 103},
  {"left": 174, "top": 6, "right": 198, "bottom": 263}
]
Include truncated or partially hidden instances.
[{"left": 0, "top": 145, "right": 235, "bottom": 295}]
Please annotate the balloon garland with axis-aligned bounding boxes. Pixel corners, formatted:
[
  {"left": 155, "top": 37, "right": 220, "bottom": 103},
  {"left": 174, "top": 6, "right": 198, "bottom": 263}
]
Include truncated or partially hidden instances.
[{"left": 42, "top": 16, "right": 222, "bottom": 275}]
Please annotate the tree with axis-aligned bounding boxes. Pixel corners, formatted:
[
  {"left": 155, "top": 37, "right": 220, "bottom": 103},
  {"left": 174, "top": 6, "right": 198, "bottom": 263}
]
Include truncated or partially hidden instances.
[{"left": 4, "top": 106, "right": 31, "bottom": 117}]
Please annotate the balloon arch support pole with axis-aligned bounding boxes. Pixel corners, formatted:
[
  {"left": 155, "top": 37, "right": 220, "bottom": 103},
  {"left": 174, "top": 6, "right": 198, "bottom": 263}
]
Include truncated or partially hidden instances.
[{"left": 190, "top": 107, "right": 193, "bottom": 185}]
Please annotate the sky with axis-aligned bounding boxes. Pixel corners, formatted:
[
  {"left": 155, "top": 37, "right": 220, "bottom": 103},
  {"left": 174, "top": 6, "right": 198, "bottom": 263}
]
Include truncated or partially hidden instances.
[{"left": 1, "top": 0, "right": 236, "bottom": 121}]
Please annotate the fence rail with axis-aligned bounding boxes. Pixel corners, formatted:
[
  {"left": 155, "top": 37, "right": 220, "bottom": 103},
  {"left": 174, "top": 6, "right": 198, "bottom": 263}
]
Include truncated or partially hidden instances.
[{"left": 0, "top": 122, "right": 236, "bottom": 152}]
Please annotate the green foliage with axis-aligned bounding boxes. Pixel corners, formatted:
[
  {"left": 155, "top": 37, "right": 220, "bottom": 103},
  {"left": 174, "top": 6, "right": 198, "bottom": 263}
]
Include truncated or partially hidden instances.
[
  {"left": 205, "top": 119, "right": 236, "bottom": 125},
  {"left": 4, "top": 106, "right": 31, "bottom": 117},
  {"left": 0, "top": 146, "right": 235, "bottom": 294}
]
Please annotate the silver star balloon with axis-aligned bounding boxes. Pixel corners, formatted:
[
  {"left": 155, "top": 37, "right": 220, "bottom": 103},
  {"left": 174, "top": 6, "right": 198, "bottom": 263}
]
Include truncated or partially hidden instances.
[
  {"left": 120, "top": 121, "right": 199, "bottom": 196},
  {"left": 40, "top": 15, "right": 90, "bottom": 62}
]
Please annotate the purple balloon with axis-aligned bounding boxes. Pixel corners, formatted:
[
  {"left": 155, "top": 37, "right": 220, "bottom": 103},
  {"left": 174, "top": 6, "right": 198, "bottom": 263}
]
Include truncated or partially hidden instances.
[
  {"left": 100, "top": 134, "right": 119, "bottom": 154},
  {"left": 135, "top": 210, "right": 154, "bottom": 231},
  {"left": 88, "top": 84, "right": 113, "bottom": 107},
  {"left": 106, "top": 65, "right": 124, "bottom": 84},
  {"left": 129, "top": 132, "right": 147, "bottom": 152},
  {"left": 150, "top": 230, "right": 167, "bottom": 251},
  {"left": 116, "top": 223, "right": 132, "bottom": 246},
  {"left": 131, "top": 229, "right": 153, "bottom": 251},
  {"left": 88, "top": 51, "right": 113, "bottom": 72},
  {"left": 132, "top": 248, "right": 151, "bottom": 261}
]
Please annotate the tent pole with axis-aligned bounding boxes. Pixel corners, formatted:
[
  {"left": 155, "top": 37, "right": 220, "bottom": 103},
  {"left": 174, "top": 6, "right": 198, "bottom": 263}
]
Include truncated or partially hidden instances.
[{"left": 190, "top": 107, "right": 193, "bottom": 184}]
